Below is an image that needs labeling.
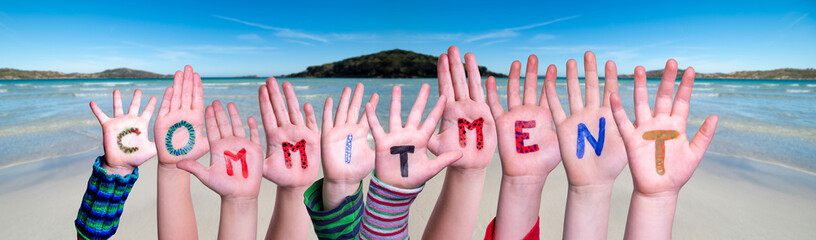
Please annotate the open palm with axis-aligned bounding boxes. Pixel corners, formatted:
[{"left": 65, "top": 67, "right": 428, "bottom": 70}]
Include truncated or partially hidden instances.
[
  {"left": 610, "top": 60, "right": 718, "bottom": 196},
  {"left": 154, "top": 65, "right": 209, "bottom": 166},
  {"left": 321, "top": 83, "right": 378, "bottom": 184},
  {"left": 546, "top": 52, "right": 627, "bottom": 187},
  {"left": 90, "top": 89, "right": 157, "bottom": 175}
]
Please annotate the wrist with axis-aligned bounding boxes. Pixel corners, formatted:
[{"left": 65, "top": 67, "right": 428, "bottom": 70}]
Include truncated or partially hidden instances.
[
  {"left": 100, "top": 155, "right": 135, "bottom": 176},
  {"left": 568, "top": 183, "right": 614, "bottom": 197},
  {"left": 221, "top": 196, "right": 259, "bottom": 208},
  {"left": 322, "top": 179, "right": 361, "bottom": 200}
]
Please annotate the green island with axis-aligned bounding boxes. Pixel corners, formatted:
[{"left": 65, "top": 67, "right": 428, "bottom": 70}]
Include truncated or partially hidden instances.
[
  {"left": 619, "top": 68, "right": 816, "bottom": 80},
  {"left": 0, "top": 68, "right": 172, "bottom": 80}
]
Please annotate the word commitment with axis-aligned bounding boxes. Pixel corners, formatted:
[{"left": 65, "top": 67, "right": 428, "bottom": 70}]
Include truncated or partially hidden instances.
[
  {"left": 576, "top": 117, "right": 606, "bottom": 159},
  {"left": 282, "top": 140, "right": 308, "bottom": 169},
  {"left": 515, "top": 121, "right": 539, "bottom": 153},
  {"left": 344, "top": 134, "right": 353, "bottom": 164},
  {"left": 117, "top": 127, "right": 141, "bottom": 154},
  {"left": 642, "top": 130, "right": 679, "bottom": 175},
  {"left": 390, "top": 146, "right": 415, "bottom": 177},
  {"left": 224, "top": 148, "right": 248, "bottom": 178},
  {"left": 165, "top": 120, "right": 195, "bottom": 156},
  {"left": 458, "top": 118, "right": 485, "bottom": 150}
]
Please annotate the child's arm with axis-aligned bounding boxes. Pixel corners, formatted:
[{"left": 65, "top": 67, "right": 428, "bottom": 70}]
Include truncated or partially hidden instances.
[
  {"left": 177, "top": 101, "right": 264, "bottom": 240},
  {"left": 257, "top": 78, "right": 320, "bottom": 240},
  {"left": 609, "top": 61, "right": 718, "bottom": 240},
  {"left": 302, "top": 83, "right": 378, "bottom": 239},
  {"left": 76, "top": 89, "right": 157, "bottom": 239},
  {"left": 154, "top": 65, "right": 210, "bottom": 240},
  {"left": 483, "top": 56, "right": 562, "bottom": 239},
  {"left": 423, "top": 46, "right": 498, "bottom": 239},
  {"left": 544, "top": 52, "right": 628, "bottom": 239},
  {"left": 362, "top": 84, "right": 462, "bottom": 239}
]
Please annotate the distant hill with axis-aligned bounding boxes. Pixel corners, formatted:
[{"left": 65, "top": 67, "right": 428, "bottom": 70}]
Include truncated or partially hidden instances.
[
  {"left": 619, "top": 68, "right": 816, "bottom": 80},
  {"left": 0, "top": 68, "right": 172, "bottom": 80},
  {"left": 280, "top": 49, "right": 508, "bottom": 78}
]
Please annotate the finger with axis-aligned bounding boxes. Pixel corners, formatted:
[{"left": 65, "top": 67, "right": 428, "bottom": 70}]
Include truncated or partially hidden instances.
[
  {"left": 335, "top": 86, "right": 352, "bottom": 125},
  {"left": 182, "top": 65, "right": 194, "bottom": 109},
  {"left": 365, "top": 102, "right": 386, "bottom": 140},
  {"left": 212, "top": 100, "right": 232, "bottom": 138},
  {"left": 464, "top": 52, "right": 485, "bottom": 101},
  {"left": 428, "top": 134, "right": 441, "bottom": 155},
  {"left": 266, "top": 78, "right": 290, "bottom": 126},
  {"left": 437, "top": 54, "right": 456, "bottom": 99},
  {"left": 690, "top": 114, "right": 719, "bottom": 162},
  {"left": 177, "top": 160, "right": 209, "bottom": 183},
  {"left": 671, "top": 67, "right": 695, "bottom": 119},
  {"left": 227, "top": 102, "right": 245, "bottom": 137},
  {"left": 428, "top": 150, "right": 463, "bottom": 176},
  {"left": 89, "top": 101, "right": 110, "bottom": 124},
  {"left": 304, "top": 103, "right": 319, "bottom": 132},
  {"left": 347, "top": 83, "right": 365, "bottom": 124},
  {"left": 486, "top": 76, "right": 505, "bottom": 118},
  {"left": 141, "top": 96, "right": 157, "bottom": 120},
  {"left": 421, "top": 95, "right": 447, "bottom": 134},
  {"left": 633, "top": 66, "right": 653, "bottom": 124},
  {"left": 602, "top": 60, "right": 619, "bottom": 107},
  {"left": 171, "top": 70, "right": 183, "bottom": 110},
  {"left": 447, "top": 46, "right": 469, "bottom": 101},
  {"left": 192, "top": 72, "right": 204, "bottom": 110},
  {"left": 113, "top": 90, "right": 124, "bottom": 117},
  {"left": 654, "top": 59, "right": 678, "bottom": 116},
  {"left": 359, "top": 93, "right": 379, "bottom": 130},
  {"left": 158, "top": 87, "right": 173, "bottom": 117},
  {"left": 205, "top": 106, "right": 220, "bottom": 141},
  {"left": 389, "top": 86, "right": 402, "bottom": 130},
  {"left": 544, "top": 65, "right": 567, "bottom": 124},
  {"left": 566, "top": 59, "right": 584, "bottom": 114},
  {"left": 507, "top": 60, "right": 522, "bottom": 109},
  {"left": 282, "top": 81, "right": 304, "bottom": 125},
  {"left": 127, "top": 89, "right": 142, "bottom": 115},
  {"left": 523, "top": 55, "right": 539, "bottom": 105},
  {"left": 406, "top": 83, "right": 430, "bottom": 128},
  {"left": 322, "top": 97, "right": 334, "bottom": 132},
  {"left": 258, "top": 86, "right": 277, "bottom": 129},
  {"left": 248, "top": 116, "right": 261, "bottom": 144},
  {"left": 610, "top": 93, "right": 635, "bottom": 138},
  {"left": 583, "top": 51, "right": 601, "bottom": 108}
]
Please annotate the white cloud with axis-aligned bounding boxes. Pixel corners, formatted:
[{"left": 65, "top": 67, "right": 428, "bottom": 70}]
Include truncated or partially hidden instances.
[
  {"left": 466, "top": 15, "right": 580, "bottom": 43},
  {"left": 213, "top": 15, "right": 329, "bottom": 43},
  {"left": 237, "top": 34, "right": 264, "bottom": 43},
  {"left": 782, "top": 12, "right": 809, "bottom": 31},
  {"left": 530, "top": 34, "right": 556, "bottom": 42}
]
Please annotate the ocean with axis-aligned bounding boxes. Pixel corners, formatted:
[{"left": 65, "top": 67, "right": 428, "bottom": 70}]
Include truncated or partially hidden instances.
[{"left": 0, "top": 77, "right": 814, "bottom": 176}]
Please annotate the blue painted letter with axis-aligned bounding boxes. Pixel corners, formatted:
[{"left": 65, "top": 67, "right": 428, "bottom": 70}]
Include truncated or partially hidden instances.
[{"left": 576, "top": 117, "right": 606, "bottom": 159}]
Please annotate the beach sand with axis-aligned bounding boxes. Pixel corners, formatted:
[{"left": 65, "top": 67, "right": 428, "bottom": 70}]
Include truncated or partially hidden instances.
[{"left": 1, "top": 150, "right": 815, "bottom": 239}]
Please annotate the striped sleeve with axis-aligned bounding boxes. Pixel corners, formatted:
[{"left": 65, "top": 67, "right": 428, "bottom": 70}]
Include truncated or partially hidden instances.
[
  {"left": 75, "top": 156, "right": 139, "bottom": 240},
  {"left": 360, "top": 175, "right": 423, "bottom": 240},
  {"left": 304, "top": 178, "right": 365, "bottom": 240}
]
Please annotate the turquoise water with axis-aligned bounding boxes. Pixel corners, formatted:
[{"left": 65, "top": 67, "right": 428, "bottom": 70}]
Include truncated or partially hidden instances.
[{"left": 0, "top": 78, "right": 814, "bottom": 174}]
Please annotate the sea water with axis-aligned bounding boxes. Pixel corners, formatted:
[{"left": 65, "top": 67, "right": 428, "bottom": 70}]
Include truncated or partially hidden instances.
[{"left": 0, "top": 78, "right": 814, "bottom": 175}]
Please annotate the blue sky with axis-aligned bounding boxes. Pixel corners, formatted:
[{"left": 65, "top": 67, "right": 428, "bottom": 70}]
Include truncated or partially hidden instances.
[{"left": 0, "top": 0, "right": 814, "bottom": 77}]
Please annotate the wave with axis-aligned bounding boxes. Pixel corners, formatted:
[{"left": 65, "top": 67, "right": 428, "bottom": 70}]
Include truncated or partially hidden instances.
[
  {"left": 762, "top": 83, "right": 779, "bottom": 87},
  {"left": 0, "top": 119, "right": 97, "bottom": 137},
  {"left": 73, "top": 93, "right": 112, "bottom": 97},
  {"left": 692, "top": 93, "right": 720, "bottom": 97},
  {"left": 293, "top": 85, "right": 311, "bottom": 90},
  {"left": 785, "top": 89, "right": 811, "bottom": 93},
  {"left": 81, "top": 82, "right": 134, "bottom": 87},
  {"left": 806, "top": 84, "right": 816, "bottom": 87},
  {"left": 0, "top": 89, "right": 7, "bottom": 93}
]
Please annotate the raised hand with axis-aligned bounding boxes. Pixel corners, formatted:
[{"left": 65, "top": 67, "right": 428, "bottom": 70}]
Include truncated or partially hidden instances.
[
  {"left": 320, "top": 83, "right": 378, "bottom": 208},
  {"left": 154, "top": 65, "right": 209, "bottom": 167},
  {"left": 429, "top": 46, "right": 497, "bottom": 170},
  {"left": 89, "top": 89, "right": 157, "bottom": 175},
  {"left": 611, "top": 60, "right": 718, "bottom": 240},
  {"left": 177, "top": 101, "right": 263, "bottom": 199},
  {"left": 546, "top": 51, "right": 627, "bottom": 188},
  {"left": 365, "top": 84, "right": 462, "bottom": 189},
  {"left": 484, "top": 55, "right": 562, "bottom": 239}
]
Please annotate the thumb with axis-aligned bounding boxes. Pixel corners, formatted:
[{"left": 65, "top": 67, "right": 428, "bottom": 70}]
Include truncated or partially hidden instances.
[
  {"left": 428, "top": 150, "right": 462, "bottom": 176},
  {"left": 177, "top": 160, "right": 209, "bottom": 182},
  {"left": 427, "top": 134, "right": 441, "bottom": 155}
]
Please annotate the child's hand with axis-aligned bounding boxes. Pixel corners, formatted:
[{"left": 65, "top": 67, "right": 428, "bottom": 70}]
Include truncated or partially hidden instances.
[
  {"left": 258, "top": 78, "right": 320, "bottom": 190},
  {"left": 177, "top": 101, "right": 263, "bottom": 199},
  {"left": 545, "top": 52, "right": 627, "bottom": 188},
  {"left": 365, "top": 84, "right": 462, "bottom": 189},
  {"left": 154, "top": 65, "right": 210, "bottom": 167},
  {"left": 90, "top": 89, "right": 157, "bottom": 176},
  {"left": 610, "top": 60, "right": 719, "bottom": 196},
  {"left": 486, "top": 55, "right": 561, "bottom": 183},
  {"left": 321, "top": 83, "right": 378, "bottom": 199},
  {"left": 430, "top": 46, "right": 497, "bottom": 171}
]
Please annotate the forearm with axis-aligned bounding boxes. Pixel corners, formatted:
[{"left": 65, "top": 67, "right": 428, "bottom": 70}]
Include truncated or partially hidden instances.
[
  {"left": 623, "top": 192, "right": 678, "bottom": 240},
  {"left": 218, "top": 197, "right": 259, "bottom": 240},
  {"left": 305, "top": 179, "right": 365, "bottom": 240},
  {"left": 423, "top": 168, "right": 487, "bottom": 239},
  {"left": 157, "top": 163, "right": 198, "bottom": 239},
  {"left": 493, "top": 176, "right": 544, "bottom": 239},
  {"left": 563, "top": 184, "right": 614, "bottom": 240},
  {"left": 75, "top": 156, "right": 138, "bottom": 240},
  {"left": 266, "top": 186, "right": 311, "bottom": 240}
]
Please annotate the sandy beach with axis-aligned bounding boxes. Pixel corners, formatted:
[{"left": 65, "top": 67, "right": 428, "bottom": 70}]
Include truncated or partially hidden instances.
[{"left": 2, "top": 148, "right": 815, "bottom": 239}]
